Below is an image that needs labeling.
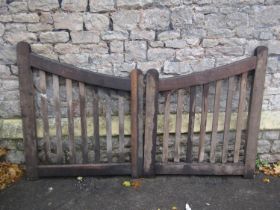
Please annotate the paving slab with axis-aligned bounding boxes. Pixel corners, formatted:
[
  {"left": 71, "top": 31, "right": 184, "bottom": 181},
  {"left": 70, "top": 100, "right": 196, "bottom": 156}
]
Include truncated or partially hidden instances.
[{"left": 0, "top": 174, "right": 279, "bottom": 210}]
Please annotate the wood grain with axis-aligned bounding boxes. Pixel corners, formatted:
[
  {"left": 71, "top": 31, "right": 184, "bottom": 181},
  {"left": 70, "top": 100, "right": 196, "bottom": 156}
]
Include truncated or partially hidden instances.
[
  {"left": 234, "top": 73, "right": 248, "bottom": 163},
  {"left": 53, "top": 74, "right": 63, "bottom": 163},
  {"left": 17, "top": 42, "right": 38, "bottom": 179},
  {"left": 130, "top": 69, "right": 144, "bottom": 178},
  {"left": 186, "top": 87, "right": 196, "bottom": 163},
  {"left": 155, "top": 163, "right": 244, "bottom": 175},
  {"left": 174, "top": 89, "right": 184, "bottom": 163},
  {"left": 210, "top": 80, "right": 222, "bottom": 163},
  {"left": 159, "top": 57, "right": 257, "bottom": 91},
  {"left": 38, "top": 163, "right": 131, "bottom": 177},
  {"left": 30, "top": 53, "right": 130, "bottom": 91},
  {"left": 143, "top": 70, "right": 159, "bottom": 176},
  {"left": 244, "top": 46, "right": 268, "bottom": 178}
]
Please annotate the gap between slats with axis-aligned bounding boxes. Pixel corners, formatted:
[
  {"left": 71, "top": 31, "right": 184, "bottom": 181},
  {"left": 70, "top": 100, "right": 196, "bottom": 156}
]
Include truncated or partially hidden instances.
[
  {"left": 52, "top": 74, "right": 63, "bottom": 163},
  {"left": 162, "top": 91, "right": 171, "bottom": 163},
  {"left": 79, "top": 82, "right": 88, "bottom": 163},
  {"left": 39, "top": 70, "right": 50, "bottom": 162},
  {"left": 105, "top": 91, "right": 112, "bottom": 163},
  {"left": 234, "top": 73, "right": 248, "bottom": 163},
  {"left": 66, "top": 79, "right": 76, "bottom": 164},
  {"left": 210, "top": 80, "right": 222, "bottom": 163},
  {"left": 93, "top": 87, "right": 100, "bottom": 162},
  {"left": 186, "top": 87, "right": 196, "bottom": 163},
  {"left": 222, "top": 77, "right": 235, "bottom": 163},
  {"left": 118, "top": 92, "right": 125, "bottom": 162}
]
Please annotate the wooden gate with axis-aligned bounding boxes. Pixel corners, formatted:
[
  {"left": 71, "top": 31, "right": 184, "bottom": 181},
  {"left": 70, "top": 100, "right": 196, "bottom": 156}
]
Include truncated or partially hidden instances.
[
  {"left": 17, "top": 42, "right": 267, "bottom": 179},
  {"left": 141, "top": 47, "right": 268, "bottom": 178},
  {"left": 17, "top": 42, "right": 140, "bottom": 179}
]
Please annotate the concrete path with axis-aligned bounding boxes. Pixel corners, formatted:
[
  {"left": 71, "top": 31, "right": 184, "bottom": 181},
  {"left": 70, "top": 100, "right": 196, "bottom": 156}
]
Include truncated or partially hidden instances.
[{"left": 0, "top": 174, "right": 279, "bottom": 210}]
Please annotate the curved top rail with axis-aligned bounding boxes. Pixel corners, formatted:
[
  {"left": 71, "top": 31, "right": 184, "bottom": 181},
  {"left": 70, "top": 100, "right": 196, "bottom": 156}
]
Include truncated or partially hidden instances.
[
  {"left": 158, "top": 56, "right": 257, "bottom": 91},
  {"left": 29, "top": 53, "right": 131, "bottom": 91}
]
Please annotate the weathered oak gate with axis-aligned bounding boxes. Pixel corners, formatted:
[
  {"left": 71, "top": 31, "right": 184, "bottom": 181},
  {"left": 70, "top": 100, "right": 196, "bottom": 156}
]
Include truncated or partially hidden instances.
[{"left": 17, "top": 42, "right": 268, "bottom": 179}]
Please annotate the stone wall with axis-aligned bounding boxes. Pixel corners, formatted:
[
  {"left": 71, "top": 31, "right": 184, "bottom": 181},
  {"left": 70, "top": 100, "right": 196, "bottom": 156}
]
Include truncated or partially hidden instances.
[{"left": 0, "top": 0, "right": 280, "bottom": 163}]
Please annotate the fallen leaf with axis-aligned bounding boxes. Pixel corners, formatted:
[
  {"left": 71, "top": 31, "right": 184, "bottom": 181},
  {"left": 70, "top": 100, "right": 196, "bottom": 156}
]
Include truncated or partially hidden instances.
[
  {"left": 262, "top": 177, "right": 270, "bottom": 184},
  {"left": 259, "top": 162, "right": 280, "bottom": 177},
  {"left": 122, "top": 181, "right": 131, "bottom": 187},
  {"left": 274, "top": 164, "right": 280, "bottom": 175},
  {"left": 0, "top": 148, "right": 8, "bottom": 158},
  {"left": 131, "top": 180, "right": 142, "bottom": 189},
  {"left": 171, "top": 206, "right": 177, "bottom": 210},
  {"left": 0, "top": 162, "right": 23, "bottom": 190}
]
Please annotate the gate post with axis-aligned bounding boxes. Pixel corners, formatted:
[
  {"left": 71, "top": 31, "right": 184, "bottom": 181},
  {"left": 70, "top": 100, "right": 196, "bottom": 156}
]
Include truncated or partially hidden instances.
[
  {"left": 143, "top": 69, "right": 159, "bottom": 177},
  {"left": 130, "top": 69, "right": 144, "bottom": 178},
  {"left": 17, "top": 42, "right": 38, "bottom": 179},
  {"left": 244, "top": 46, "right": 268, "bottom": 178}
]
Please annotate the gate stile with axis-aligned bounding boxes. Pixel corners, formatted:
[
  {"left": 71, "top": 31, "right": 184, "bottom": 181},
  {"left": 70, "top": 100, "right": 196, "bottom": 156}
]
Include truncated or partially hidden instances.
[
  {"left": 17, "top": 42, "right": 267, "bottom": 179},
  {"left": 130, "top": 69, "right": 144, "bottom": 178}
]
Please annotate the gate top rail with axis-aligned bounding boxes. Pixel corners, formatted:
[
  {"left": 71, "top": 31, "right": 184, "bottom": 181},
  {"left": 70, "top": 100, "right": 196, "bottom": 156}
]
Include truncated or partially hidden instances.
[
  {"left": 159, "top": 56, "right": 257, "bottom": 91},
  {"left": 27, "top": 40, "right": 259, "bottom": 92},
  {"left": 29, "top": 51, "right": 131, "bottom": 91}
]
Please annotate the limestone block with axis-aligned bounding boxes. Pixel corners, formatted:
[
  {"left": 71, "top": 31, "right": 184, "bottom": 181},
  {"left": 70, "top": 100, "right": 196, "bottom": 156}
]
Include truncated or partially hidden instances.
[
  {"left": 84, "top": 13, "right": 109, "bottom": 32},
  {"left": 125, "top": 41, "right": 147, "bottom": 62},
  {"left": 62, "top": 0, "right": 88, "bottom": 12},
  {"left": 140, "top": 8, "right": 170, "bottom": 30},
  {"left": 71, "top": 31, "right": 100, "bottom": 44},
  {"left": 40, "top": 31, "right": 69, "bottom": 43},
  {"left": 53, "top": 13, "right": 83, "bottom": 31}
]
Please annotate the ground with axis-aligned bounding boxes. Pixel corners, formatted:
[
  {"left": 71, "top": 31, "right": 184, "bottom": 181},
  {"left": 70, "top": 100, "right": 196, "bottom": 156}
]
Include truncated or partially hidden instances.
[{"left": 0, "top": 175, "right": 279, "bottom": 210}]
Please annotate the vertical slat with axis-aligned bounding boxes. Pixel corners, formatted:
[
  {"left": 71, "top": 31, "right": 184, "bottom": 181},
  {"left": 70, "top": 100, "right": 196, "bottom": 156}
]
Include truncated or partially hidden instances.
[
  {"left": 130, "top": 69, "right": 144, "bottom": 178},
  {"left": 105, "top": 91, "right": 112, "bottom": 163},
  {"left": 234, "top": 73, "right": 248, "bottom": 163},
  {"left": 222, "top": 77, "right": 235, "bottom": 163},
  {"left": 245, "top": 46, "right": 268, "bottom": 178},
  {"left": 118, "top": 92, "right": 125, "bottom": 162},
  {"left": 93, "top": 87, "right": 100, "bottom": 162},
  {"left": 17, "top": 42, "right": 38, "bottom": 179},
  {"left": 137, "top": 71, "right": 144, "bottom": 175},
  {"left": 39, "top": 70, "right": 51, "bottom": 162},
  {"left": 143, "top": 69, "right": 159, "bottom": 176},
  {"left": 198, "top": 83, "right": 209, "bottom": 162},
  {"left": 186, "top": 86, "right": 196, "bottom": 163},
  {"left": 79, "top": 82, "right": 88, "bottom": 163},
  {"left": 210, "top": 80, "right": 222, "bottom": 163},
  {"left": 174, "top": 89, "right": 184, "bottom": 163},
  {"left": 162, "top": 91, "right": 171, "bottom": 163},
  {"left": 53, "top": 75, "right": 63, "bottom": 163},
  {"left": 66, "top": 79, "right": 76, "bottom": 164}
]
